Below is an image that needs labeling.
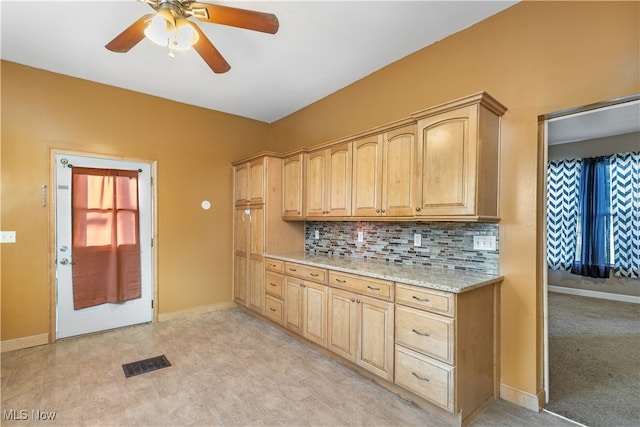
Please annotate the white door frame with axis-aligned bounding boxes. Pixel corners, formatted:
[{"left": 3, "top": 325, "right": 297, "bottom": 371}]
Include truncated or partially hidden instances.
[
  {"left": 49, "top": 149, "right": 159, "bottom": 342},
  {"left": 538, "top": 94, "right": 640, "bottom": 405}
]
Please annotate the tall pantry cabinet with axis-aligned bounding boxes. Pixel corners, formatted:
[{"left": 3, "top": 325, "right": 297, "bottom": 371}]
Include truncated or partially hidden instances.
[{"left": 233, "top": 155, "right": 304, "bottom": 314}]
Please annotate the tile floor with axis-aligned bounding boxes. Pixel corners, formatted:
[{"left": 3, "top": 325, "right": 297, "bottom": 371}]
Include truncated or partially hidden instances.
[{"left": 1, "top": 307, "right": 573, "bottom": 426}]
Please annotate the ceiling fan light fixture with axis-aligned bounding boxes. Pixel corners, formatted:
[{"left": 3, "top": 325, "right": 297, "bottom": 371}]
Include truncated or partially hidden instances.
[
  {"left": 144, "top": 9, "right": 175, "bottom": 47},
  {"left": 173, "top": 18, "right": 199, "bottom": 50}
]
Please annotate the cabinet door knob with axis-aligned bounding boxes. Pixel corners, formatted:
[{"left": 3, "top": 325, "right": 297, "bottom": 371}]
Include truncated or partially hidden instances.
[
  {"left": 381, "top": 209, "right": 386, "bottom": 214},
  {"left": 376, "top": 209, "right": 380, "bottom": 213},
  {"left": 415, "top": 207, "right": 421, "bottom": 212}
]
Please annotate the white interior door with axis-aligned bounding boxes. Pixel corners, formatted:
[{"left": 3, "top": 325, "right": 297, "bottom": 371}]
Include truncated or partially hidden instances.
[{"left": 55, "top": 153, "right": 153, "bottom": 339}]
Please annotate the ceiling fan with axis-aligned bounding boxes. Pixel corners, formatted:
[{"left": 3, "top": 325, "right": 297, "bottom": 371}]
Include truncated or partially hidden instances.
[{"left": 105, "top": 0, "right": 279, "bottom": 73}]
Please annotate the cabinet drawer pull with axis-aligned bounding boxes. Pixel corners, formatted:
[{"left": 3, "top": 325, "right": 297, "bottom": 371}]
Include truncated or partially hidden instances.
[
  {"left": 367, "top": 285, "right": 380, "bottom": 291},
  {"left": 270, "top": 264, "right": 277, "bottom": 268},
  {"left": 412, "top": 295, "right": 430, "bottom": 302},
  {"left": 269, "top": 283, "right": 277, "bottom": 287},
  {"left": 310, "top": 273, "right": 319, "bottom": 277},
  {"left": 412, "top": 328, "right": 430, "bottom": 337},
  {"left": 289, "top": 268, "right": 297, "bottom": 272},
  {"left": 269, "top": 307, "right": 277, "bottom": 312},
  {"left": 335, "top": 278, "right": 346, "bottom": 283},
  {"left": 412, "top": 372, "right": 430, "bottom": 382}
]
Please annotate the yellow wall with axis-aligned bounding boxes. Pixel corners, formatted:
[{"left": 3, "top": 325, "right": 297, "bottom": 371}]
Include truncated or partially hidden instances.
[
  {"left": 1, "top": 61, "right": 269, "bottom": 340},
  {"left": 1, "top": 0, "right": 638, "bottom": 409},
  {"left": 267, "top": 1, "right": 639, "bottom": 404}
]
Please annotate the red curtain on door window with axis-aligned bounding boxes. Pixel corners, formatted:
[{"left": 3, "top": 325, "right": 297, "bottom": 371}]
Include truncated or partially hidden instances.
[{"left": 71, "top": 167, "right": 141, "bottom": 310}]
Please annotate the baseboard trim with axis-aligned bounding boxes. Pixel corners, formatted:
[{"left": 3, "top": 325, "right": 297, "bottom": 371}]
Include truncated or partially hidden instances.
[
  {"left": 157, "top": 301, "right": 237, "bottom": 322},
  {"left": 499, "top": 383, "right": 543, "bottom": 412},
  {"left": 549, "top": 286, "right": 640, "bottom": 304},
  {"left": 1, "top": 333, "right": 49, "bottom": 353}
]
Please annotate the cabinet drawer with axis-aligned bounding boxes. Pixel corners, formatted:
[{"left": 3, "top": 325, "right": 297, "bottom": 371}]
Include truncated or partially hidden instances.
[
  {"left": 396, "top": 305, "right": 454, "bottom": 364},
  {"left": 265, "top": 272, "right": 283, "bottom": 298},
  {"left": 328, "top": 271, "right": 393, "bottom": 301},
  {"left": 396, "top": 284, "right": 455, "bottom": 317},
  {"left": 264, "top": 295, "right": 283, "bottom": 325},
  {"left": 285, "top": 262, "right": 327, "bottom": 284},
  {"left": 395, "top": 345, "right": 455, "bottom": 412},
  {"left": 265, "top": 259, "right": 284, "bottom": 273}
]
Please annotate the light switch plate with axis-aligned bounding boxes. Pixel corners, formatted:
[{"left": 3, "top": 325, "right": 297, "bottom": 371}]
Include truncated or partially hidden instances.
[
  {"left": 1, "top": 231, "right": 16, "bottom": 243},
  {"left": 314, "top": 230, "right": 319, "bottom": 240},
  {"left": 357, "top": 231, "right": 364, "bottom": 242},
  {"left": 414, "top": 233, "right": 422, "bottom": 247},
  {"left": 473, "top": 235, "right": 496, "bottom": 251}
]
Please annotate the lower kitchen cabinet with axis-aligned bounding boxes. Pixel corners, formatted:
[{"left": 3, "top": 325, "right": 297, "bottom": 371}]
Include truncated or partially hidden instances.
[
  {"left": 395, "top": 282, "right": 498, "bottom": 424},
  {"left": 260, "top": 256, "right": 499, "bottom": 426},
  {"left": 328, "top": 287, "right": 394, "bottom": 381},
  {"left": 284, "top": 276, "right": 328, "bottom": 348}
]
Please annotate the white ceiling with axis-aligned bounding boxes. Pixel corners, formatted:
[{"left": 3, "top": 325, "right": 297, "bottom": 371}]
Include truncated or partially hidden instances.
[
  {"left": 548, "top": 100, "right": 640, "bottom": 145},
  {"left": 0, "top": 0, "right": 518, "bottom": 123}
]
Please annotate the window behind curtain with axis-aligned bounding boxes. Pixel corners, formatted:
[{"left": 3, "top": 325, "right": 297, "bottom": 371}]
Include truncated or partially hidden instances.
[{"left": 547, "top": 151, "right": 639, "bottom": 279}]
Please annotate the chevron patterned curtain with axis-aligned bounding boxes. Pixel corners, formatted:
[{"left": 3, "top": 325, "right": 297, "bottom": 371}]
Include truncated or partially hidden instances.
[
  {"left": 547, "top": 159, "right": 582, "bottom": 270},
  {"left": 610, "top": 152, "right": 640, "bottom": 278}
]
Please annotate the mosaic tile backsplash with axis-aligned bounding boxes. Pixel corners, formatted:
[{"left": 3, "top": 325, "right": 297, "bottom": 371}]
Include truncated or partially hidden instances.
[{"left": 305, "top": 221, "right": 499, "bottom": 275}]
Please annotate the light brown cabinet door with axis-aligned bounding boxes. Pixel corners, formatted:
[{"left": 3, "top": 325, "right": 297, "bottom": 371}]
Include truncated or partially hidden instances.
[
  {"left": 234, "top": 256, "right": 247, "bottom": 306},
  {"left": 235, "top": 208, "right": 249, "bottom": 257},
  {"left": 248, "top": 207, "right": 265, "bottom": 313},
  {"left": 248, "top": 158, "right": 265, "bottom": 204},
  {"left": 234, "top": 163, "right": 250, "bottom": 205},
  {"left": 305, "top": 150, "right": 327, "bottom": 217},
  {"left": 382, "top": 125, "right": 417, "bottom": 216},
  {"left": 328, "top": 288, "right": 358, "bottom": 362},
  {"left": 357, "top": 294, "right": 394, "bottom": 381},
  {"left": 285, "top": 277, "right": 304, "bottom": 334},
  {"left": 303, "top": 281, "right": 328, "bottom": 348},
  {"left": 282, "top": 154, "right": 304, "bottom": 218},
  {"left": 327, "top": 143, "right": 352, "bottom": 216},
  {"left": 249, "top": 259, "right": 264, "bottom": 314},
  {"left": 352, "top": 135, "right": 383, "bottom": 217},
  {"left": 417, "top": 105, "right": 478, "bottom": 216}
]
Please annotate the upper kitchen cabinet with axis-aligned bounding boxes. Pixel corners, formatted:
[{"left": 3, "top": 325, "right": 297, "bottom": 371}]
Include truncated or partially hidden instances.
[
  {"left": 352, "top": 123, "right": 418, "bottom": 217},
  {"left": 413, "top": 93, "right": 506, "bottom": 221},
  {"left": 306, "top": 142, "right": 352, "bottom": 218},
  {"left": 282, "top": 152, "right": 305, "bottom": 219},
  {"left": 234, "top": 157, "right": 265, "bottom": 206}
]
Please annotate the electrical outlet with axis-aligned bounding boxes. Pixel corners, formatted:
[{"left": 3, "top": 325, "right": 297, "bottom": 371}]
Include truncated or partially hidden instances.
[
  {"left": 357, "top": 231, "right": 364, "bottom": 242},
  {"left": 414, "top": 233, "right": 422, "bottom": 247},
  {"left": 473, "top": 235, "right": 496, "bottom": 251},
  {"left": 314, "top": 230, "right": 319, "bottom": 240},
  {"left": 0, "top": 231, "right": 16, "bottom": 243}
]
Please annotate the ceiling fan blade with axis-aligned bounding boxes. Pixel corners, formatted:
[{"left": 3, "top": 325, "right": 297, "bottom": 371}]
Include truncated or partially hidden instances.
[
  {"left": 189, "top": 3, "right": 279, "bottom": 34},
  {"left": 191, "top": 22, "right": 231, "bottom": 73},
  {"left": 105, "top": 14, "right": 155, "bottom": 53}
]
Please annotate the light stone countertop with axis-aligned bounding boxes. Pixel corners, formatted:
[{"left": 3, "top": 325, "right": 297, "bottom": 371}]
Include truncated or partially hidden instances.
[{"left": 265, "top": 252, "right": 503, "bottom": 294}]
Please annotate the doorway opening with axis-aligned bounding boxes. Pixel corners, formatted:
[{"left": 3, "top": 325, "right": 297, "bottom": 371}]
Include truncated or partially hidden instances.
[
  {"left": 540, "top": 95, "right": 640, "bottom": 426},
  {"left": 51, "top": 151, "right": 158, "bottom": 340}
]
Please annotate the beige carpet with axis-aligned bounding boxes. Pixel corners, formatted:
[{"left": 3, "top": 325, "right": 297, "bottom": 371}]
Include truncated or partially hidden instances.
[{"left": 546, "top": 292, "right": 640, "bottom": 426}]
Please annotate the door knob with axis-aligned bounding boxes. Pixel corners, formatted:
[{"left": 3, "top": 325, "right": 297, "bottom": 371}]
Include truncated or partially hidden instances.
[{"left": 59, "top": 258, "right": 75, "bottom": 265}]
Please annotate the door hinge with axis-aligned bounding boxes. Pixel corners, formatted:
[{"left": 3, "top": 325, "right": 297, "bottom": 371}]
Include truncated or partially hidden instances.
[
  {"left": 151, "top": 238, "right": 154, "bottom": 247},
  {"left": 150, "top": 176, "right": 153, "bottom": 186},
  {"left": 151, "top": 300, "right": 154, "bottom": 308}
]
